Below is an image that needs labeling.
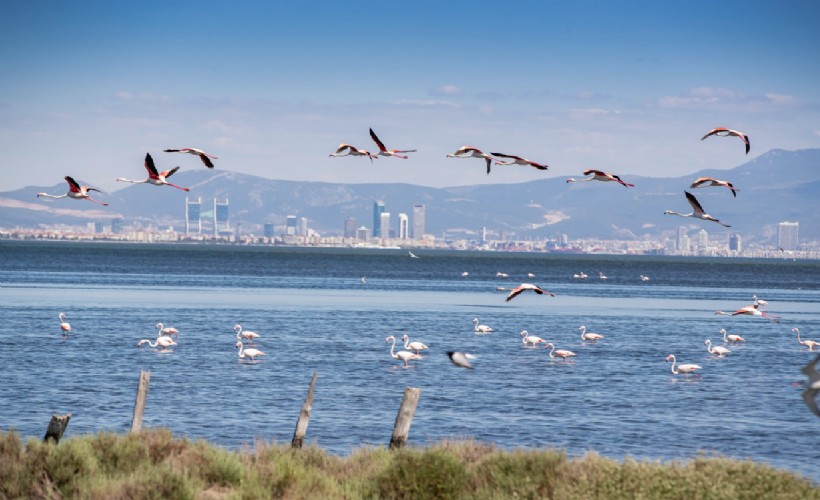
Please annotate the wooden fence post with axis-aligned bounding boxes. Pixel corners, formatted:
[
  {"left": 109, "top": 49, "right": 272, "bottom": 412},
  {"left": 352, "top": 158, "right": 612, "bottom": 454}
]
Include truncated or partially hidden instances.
[
  {"left": 291, "top": 372, "right": 318, "bottom": 449},
  {"left": 389, "top": 387, "right": 421, "bottom": 450},
  {"left": 131, "top": 370, "right": 151, "bottom": 433},
  {"left": 43, "top": 413, "right": 71, "bottom": 443}
]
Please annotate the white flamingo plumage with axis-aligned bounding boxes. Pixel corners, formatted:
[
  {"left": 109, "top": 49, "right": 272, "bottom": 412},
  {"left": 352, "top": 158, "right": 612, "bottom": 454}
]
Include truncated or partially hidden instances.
[
  {"left": 328, "top": 143, "right": 377, "bottom": 163},
  {"left": 385, "top": 335, "right": 421, "bottom": 367},
  {"left": 156, "top": 322, "right": 179, "bottom": 338},
  {"left": 401, "top": 334, "right": 429, "bottom": 354},
  {"left": 163, "top": 147, "right": 218, "bottom": 168},
  {"left": 752, "top": 295, "right": 768, "bottom": 308},
  {"left": 489, "top": 152, "right": 549, "bottom": 171},
  {"left": 369, "top": 128, "right": 416, "bottom": 159},
  {"left": 58, "top": 312, "right": 71, "bottom": 336},
  {"left": 720, "top": 329, "right": 746, "bottom": 344},
  {"left": 116, "top": 153, "right": 190, "bottom": 191},
  {"left": 446, "top": 146, "right": 497, "bottom": 175},
  {"left": 701, "top": 127, "right": 750, "bottom": 154},
  {"left": 566, "top": 169, "right": 634, "bottom": 187},
  {"left": 704, "top": 339, "right": 731, "bottom": 356},
  {"left": 793, "top": 328, "right": 819, "bottom": 351},
  {"left": 579, "top": 325, "right": 604, "bottom": 343},
  {"left": 234, "top": 324, "right": 260, "bottom": 345},
  {"left": 545, "top": 342, "right": 576, "bottom": 362},
  {"left": 665, "top": 354, "right": 702, "bottom": 377},
  {"left": 664, "top": 191, "right": 730, "bottom": 227},
  {"left": 505, "top": 283, "right": 555, "bottom": 302},
  {"left": 138, "top": 336, "right": 177, "bottom": 350},
  {"left": 640, "top": 275, "right": 650, "bottom": 282},
  {"left": 235, "top": 340, "right": 265, "bottom": 362},
  {"left": 472, "top": 318, "right": 494, "bottom": 334},
  {"left": 714, "top": 304, "right": 780, "bottom": 322},
  {"left": 37, "top": 176, "right": 109, "bottom": 206},
  {"left": 520, "top": 330, "right": 547, "bottom": 346},
  {"left": 690, "top": 177, "right": 739, "bottom": 198}
]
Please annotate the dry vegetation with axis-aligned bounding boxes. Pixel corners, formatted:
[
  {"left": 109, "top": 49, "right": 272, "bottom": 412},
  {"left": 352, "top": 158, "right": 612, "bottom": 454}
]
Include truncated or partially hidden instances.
[{"left": 1, "top": 430, "right": 817, "bottom": 499}]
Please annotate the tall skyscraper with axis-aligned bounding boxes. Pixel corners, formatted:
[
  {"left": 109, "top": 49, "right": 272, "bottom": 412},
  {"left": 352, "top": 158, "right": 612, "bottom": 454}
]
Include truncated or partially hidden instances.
[
  {"left": 778, "top": 221, "right": 798, "bottom": 251},
  {"left": 344, "top": 216, "right": 357, "bottom": 238},
  {"left": 298, "top": 217, "right": 308, "bottom": 236},
  {"left": 412, "top": 204, "right": 426, "bottom": 239},
  {"left": 398, "top": 213, "right": 409, "bottom": 240},
  {"left": 729, "top": 233, "right": 742, "bottom": 253},
  {"left": 263, "top": 223, "right": 274, "bottom": 238},
  {"left": 697, "top": 229, "right": 708, "bottom": 250},
  {"left": 185, "top": 197, "right": 202, "bottom": 234},
  {"left": 111, "top": 218, "right": 123, "bottom": 234},
  {"left": 676, "top": 226, "right": 688, "bottom": 251},
  {"left": 286, "top": 215, "right": 297, "bottom": 235},
  {"left": 356, "top": 226, "right": 369, "bottom": 241},
  {"left": 373, "top": 201, "right": 385, "bottom": 237},
  {"left": 380, "top": 212, "right": 391, "bottom": 239},
  {"left": 214, "top": 198, "right": 229, "bottom": 235}
]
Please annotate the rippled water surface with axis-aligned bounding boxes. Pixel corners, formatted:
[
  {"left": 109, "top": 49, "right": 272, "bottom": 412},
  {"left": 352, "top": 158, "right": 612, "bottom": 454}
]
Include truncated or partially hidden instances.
[{"left": 1, "top": 241, "right": 818, "bottom": 482}]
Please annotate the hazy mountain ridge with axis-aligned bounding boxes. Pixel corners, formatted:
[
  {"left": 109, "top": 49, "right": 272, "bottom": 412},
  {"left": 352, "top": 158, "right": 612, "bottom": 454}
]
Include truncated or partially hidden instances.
[{"left": 3, "top": 148, "right": 819, "bottom": 243}]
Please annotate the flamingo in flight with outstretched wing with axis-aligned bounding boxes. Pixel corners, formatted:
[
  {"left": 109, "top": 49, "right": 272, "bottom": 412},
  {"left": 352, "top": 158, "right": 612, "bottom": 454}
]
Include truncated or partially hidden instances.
[
  {"left": 163, "top": 147, "right": 217, "bottom": 168},
  {"left": 489, "top": 152, "right": 549, "bottom": 171},
  {"left": 566, "top": 169, "right": 634, "bottom": 187},
  {"left": 664, "top": 191, "right": 730, "bottom": 227},
  {"left": 701, "top": 127, "right": 750, "bottom": 154},
  {"left": 37, "top": 176, "right": 109, "bottom": 206},
  {"left": 369, "top": 128, "right": 416, "bottom": 159},
  {"left": 116, "top": 153, "right": 190, "bottom": 191},
  {"left": 505, "top": 283, "right": 555, "bottom": 302},
  {"left": 690, "top": 177, "right": 739, "bottom": 197},
  {"left": 446, "top": 146, "right": 497, "bottom": 175},
  {"left": 329, "top": 143, "right": 377, "bottom": 163}
]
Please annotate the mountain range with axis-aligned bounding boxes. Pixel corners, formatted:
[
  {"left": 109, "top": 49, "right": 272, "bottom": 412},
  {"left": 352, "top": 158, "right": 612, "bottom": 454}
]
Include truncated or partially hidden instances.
[{"left": 2, "top": 148, "right": 818, "bottom": 244}]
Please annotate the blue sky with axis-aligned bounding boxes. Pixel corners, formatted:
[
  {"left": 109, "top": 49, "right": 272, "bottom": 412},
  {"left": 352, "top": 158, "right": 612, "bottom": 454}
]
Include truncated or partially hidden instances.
[{"left": 2, "top": 1, "right": 819, "bottom": 192}]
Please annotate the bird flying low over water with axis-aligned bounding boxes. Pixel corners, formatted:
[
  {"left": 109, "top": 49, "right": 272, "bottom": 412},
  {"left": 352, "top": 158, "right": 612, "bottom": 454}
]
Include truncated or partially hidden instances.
[
  {"left": 116, "top": 153, "right": 190, "bottom": 191},
  {"left": 664, "top": 191, "right": 730, "bottom": 227},
  {"left": 489, "top": 152, "right": 549, "bottom": 171},
  {"left": 690, "top": 177, "right": 739, "bottom": 197},
  {"left": 701, "top": 127, "right": 750, "bottom": 154},
  {"left": 446, "top": 146, "right": 497, "bottom": 175},
  {"left": 714, "top": 304, "right": 780, "bottom": 322},
  {"left": 163, "top": 148, "right": 218, "bottom": 168},
  {"left": 37, "top": 176, "right": 109, "bottom": 206},
  {"left": 505, "top": 283, "right": 556, "bottom": 302},
  {"left": 566, "top": 169, "right": 634, "bottom": 187},
  {"left": 369, "top": 128, "right": 417, "bottom": 159},
  {"left": 447, "top": 351, "right": 476, "bottom": 369},
  {"left": 801, "top": 354, "right": 820, "bottom": 417},
  {"left": 329, "top": 143, "right": 377, "bottom": 163}
]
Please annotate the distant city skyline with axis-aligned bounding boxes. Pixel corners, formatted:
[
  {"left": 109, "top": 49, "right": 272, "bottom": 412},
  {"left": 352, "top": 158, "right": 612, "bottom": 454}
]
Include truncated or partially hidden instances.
[{"left": 2, "top": 2, "right": 820, "bottom": 193}]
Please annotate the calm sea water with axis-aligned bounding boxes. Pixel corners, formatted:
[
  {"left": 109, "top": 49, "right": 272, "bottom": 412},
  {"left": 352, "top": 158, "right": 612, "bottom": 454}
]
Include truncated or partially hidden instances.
[{"left": 1, "top": 241, "right": 819, "bottom": 482}]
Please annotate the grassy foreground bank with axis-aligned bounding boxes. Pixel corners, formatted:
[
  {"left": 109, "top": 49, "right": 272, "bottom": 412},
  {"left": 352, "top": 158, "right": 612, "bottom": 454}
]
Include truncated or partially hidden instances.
[{"left": 1, "top": 430, "right": 817, "bottom": 499}]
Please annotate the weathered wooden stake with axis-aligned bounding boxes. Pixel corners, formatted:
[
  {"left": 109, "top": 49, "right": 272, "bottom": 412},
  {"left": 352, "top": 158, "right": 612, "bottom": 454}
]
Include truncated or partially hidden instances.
[
  {"left": 43, "top": 413, "right": 71, "bottom": 443},
  {"left": 291, "top": 371, "right": 318, "bottom": 449},
  {"left": 131, "top": 370, "right": 151, "bottom": 433},
  {"left": 389, "top": 387, "right": 421, "bottom": 450}
]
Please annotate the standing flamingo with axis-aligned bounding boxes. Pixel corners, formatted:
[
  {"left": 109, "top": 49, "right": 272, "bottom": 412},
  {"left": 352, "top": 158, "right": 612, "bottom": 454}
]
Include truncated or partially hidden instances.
[
  {"left": 401, "top": 334, "right": 429, "bottom": 354},
  {"left": 665, "top": 354, "right": 701, "bottom": 377},
  {"left": 446, "top": 146, "right": 497, "bottom": 175},
  {"left": 156, "top": 322, "right": 179, "bottom": 338},
  {"left": 664, "top": 191, "right": 731, "bottom": 227},
  {"left": 579, "top": 325, "right": 604, "bottom": 343},
  {"left": 520, "top": 330, "right": 547, "bottom": 346},
  {"left": 701, "top": 127, "right": 750, "bottom": 154},
  {"left": 545, "top": 343, "right": 576, "bottom": 362},
  {"left": 37, "top": 176, "right": 109, "bottom": 206},
  {"left": 369, "top": 128, "right": 417, "bottom": 159},
  {"left": 163, "top": 147, "right": 218, "bottom": 168},
  {"left": 704, "top": 339, "right": 731, "bottom": 356},
  {"left": 234, "top": 324, "right": 260, "bottom": 345},
  {"left": 720, "top": 329, "right": 746, "bottom": 344},
  {"left": 235, "top": 340, "right": 265, "bottom": 362},
  {"left": 58, "top": 312, "right": 71, "bottom": 336},
  {"left": 690, "top": 177, "right": 739, "bottom": 197},
  {"left": 714, "top": 304, "right": 780, "bottom": 322},
  {"left": 566, "top": 169, "right": 634, "bottom": 187},
  {"left": 489, "top": 152, "right": 549, "bottom": 171},
  {"left": 138, "top": 336, "right": 177, "bottom": 350},
  {"left": 793, "top": 328, "right": 819, "bottom": 351},
  {"left": 472, "top": 318, "right": 494, "bottom": 334},
  {"left": 116, "top": 153, "right": 190, "bottom": 191},
  {"left": 328, "top": 143, "right": 377, "bottom": 163},
  {"left": 385, "top": 335, "right": 421, "bottom": 367}
]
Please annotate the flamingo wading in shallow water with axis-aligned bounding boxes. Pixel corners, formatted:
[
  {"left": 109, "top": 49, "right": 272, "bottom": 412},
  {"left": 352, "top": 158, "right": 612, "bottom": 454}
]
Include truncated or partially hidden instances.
[
  {"left": 163, "top": 148, "right": 218, "bottom": 168},
  {"left": 520, "top": 330, "right": 547, "bottom": 346},
  {"left": 116, "top": 153, "right": 190, "bottom": 191},
  {"left": 138, "top": 336, "right": 177, "bottom": 350},
  {"left": 566, "top": 169, "right": 634, "bottom": 187},
  {"left": 793, "top": 328, "right": 819, "bottom": 351},
  {"left": 472, "top": 318, "right": 494, "bottom": 334},
  {"left": 579, "top": 325, "right": 604, "bottom": 343},
  {"left": 664, "top": 191, "right": 730, "bottom": 227},
  {"left": 720, "top": 329, "right": 746, "bottom": 344},
  {"left": 385, "top": 335, "right": 421, "bottom": 367},
  {"left": 234, "top": 324, "right": 260, "bottom": 345},
  {"left": 59, "top": 312, "right": 71, "bottom": 336},
  {"left": 401, "top": 334, "right": 429, "bottom": 354},
  {"left": 156, "top": 322, "right": 179, "bottom": 338},
  {"left": 235, "top": 340, "right": 265, "bottom": 362},
  {"left": 37, "top": 176, "right": 109, "bottom": 206},
  {"left": 545, "top": 343, "right": 576, "bottom": 362},
  {"left": 665, "top": 354, "right": 701, "bottom": 377},
  {"left": 704, "top": 339, "right": 730, "bottom": 356}
]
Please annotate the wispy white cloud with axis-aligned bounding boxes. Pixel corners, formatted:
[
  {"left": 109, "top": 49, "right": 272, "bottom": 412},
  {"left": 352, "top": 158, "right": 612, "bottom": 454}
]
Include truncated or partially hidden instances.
[
  {"left": 657, "top": 87, "right": 799, "bottom": 110},
  {"left": 429, "top": 84, "right": 463, "bottom": 97}
]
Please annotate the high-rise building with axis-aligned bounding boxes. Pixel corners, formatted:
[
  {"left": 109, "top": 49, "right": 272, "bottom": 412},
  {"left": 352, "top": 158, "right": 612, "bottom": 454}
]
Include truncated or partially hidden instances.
[
  {"left": 356, "top": 226, "right": 369, "bottom": 241},
  {"left": 344, "top": 216, "right": 357, "bottom": 238},
  {"left": 778, "top": 221, "right": 798, "bottom": 251},
  {"left": 373, "top": 201, "right": 385, "bottom": 237},
  {"left": 697, "top": 229, "right": 708, "bottom": 250},
  {"left": 185, "top": 197, "right": 202, "bottom": 234},
  {"left": 412, "top": 204, "right": 426, "bottom": 239},
  {"left": 214, "top": 198, "right": 229, "bottom": 235},
  {"left": 298, "top": 217, "right": 308, "bottom": 236},
  {"left": 676, "top": 226, "right": 688, "bottom": 251},
  {"left": 729, "top": 233, "right": 742, "bottom": 253},
  {"left": 263, "top": 223, "right": 274, "bottom": 238},
  {"left": 398, "top": 213, "right": 409, "bottom": 240},
  {"left": 379, "top": 212, "right": 391, "bottom": 239},
  {"left": 111, "top": 218, "right": 123, "bottom": 234},
  {"left": 286, "top": 215, "right": 297, "bottom": 236}
]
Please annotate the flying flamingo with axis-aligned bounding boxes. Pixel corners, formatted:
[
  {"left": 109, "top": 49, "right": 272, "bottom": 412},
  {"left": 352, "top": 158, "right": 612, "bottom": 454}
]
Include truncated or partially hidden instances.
[
  {"left": 385, "top": 335, "right": 421, "bottom": 367},
  {"left": 566, "top": 169, "right": 634, "bottom": 187},
  {"left": 690, "top": 177, "right": 739, "bottom": 198},
  {"left": 447, "top": 351, "right": 476, "bottom": 369},
  {"left": 489, "top": 152, "right": 549, "bottom": 171},
  {"left": 328, "top": 143, "right": 377, "bottom": 163},
  {"left": 235, "top": 340, "right": 265, "bottom": 362},
  {"left": 401, "top": 334, "right": 429, "bottom": 354},
  {"left": 720, "top": 329, "right": 746, "bottom": 344},
  {"left": 714, "top": 304, "right": 780, "bottom": 322},
  {"left": 704, "top": 339, "right": 731, "bottom": 356},
  {"left": 234, "top": 324, "right": 260, "bottom": 345},
  {"left": 37, "top": 176, "right": 109, "bottom": 206},
  {"left": 163, "top": 147, "right": 218, "bottom": 168},
  {"left": 472, "top": 318, "right": 494, "bottom": 334},
  {"left": 505, "top": 283, "right": 556, "bottom": 302},
  {"left": 520, "top": 330, "right": 547, "bottom": 346},
  {"left": 701, "top": 127, "right": 750, "bottom": 154},
  {"left": 793, "top": 328, "right": 819, "bottom": 351},
  {"left": 138, "top": 336, "right": 177, "bottom": 350},
  {"left": 545, "top": 343, "right": 576, "bottom": 362},
  {"left": 664, "top": 191, "right": 731, "bottom": 227},
  {"left": 640, "top": 275, "right": 650, "bottom": 282},
  {"left": 58, "top": 312, "right": 71, "bottom": 336},
  {"left": 801, "top": 355, "right": 820, "bottom": 417},
  {"left": 116, "top": 153, "right": 190, "bottom": 191},
  {"left": 665, "top": 354, "right": 702, "bottom": 378},
  {"left": 579, "top": 325, "right": 604, "bottom": 343},
  {"left": 369, "top": 128, "right": 417, "bottom": 159},
  {"left": 446, "top": 146, "right": 497, "bottom": 175},
  {"left": 156, "top": 322, "right": 179, "bottom": 338}
]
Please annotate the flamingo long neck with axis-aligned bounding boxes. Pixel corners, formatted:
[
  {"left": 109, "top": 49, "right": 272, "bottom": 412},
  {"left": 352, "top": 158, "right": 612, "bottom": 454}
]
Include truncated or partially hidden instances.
[
  {"left": 706, "top": 341, "right": 713, "bottom": 354},
  {"left": 796, "top": 329, "right": 802, "bottom": 342},
  {"left": 235, "top": 326, "right": 243, "bottom": 340},
  {"left": 669, "top": 357, "right": 678, "bottom": 374},
  {"left": 59, "top": 313, "right": 66, "bottom": 321},
  {"left": 388, "top": 336, "right": 398, "bottom": 358},
  {"left": 39, "top": 193, "right": 68, "bottom": 199},
  {"left": 548, "top": 344, "right": 556, "bottom": 358},
  {"left": 664, "top": 211, "right": 691, "bottom": 218},
  {"left": 141, "top": 339, "right": 159, "bottom": 348},
  {"left": 237, "top": 342, "right": 245, "bottom": 357},
  {"left": 116, "top": 178, "right": 147, "bottom": 184},
  {"left": 402, "top": 336, "right": 411, "bottom": 350}
]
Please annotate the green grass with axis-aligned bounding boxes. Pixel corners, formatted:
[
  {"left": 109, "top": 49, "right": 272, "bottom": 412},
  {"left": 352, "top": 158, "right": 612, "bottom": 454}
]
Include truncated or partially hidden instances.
[{"left": 0, "top": 430, "right": 817, "bottom": 499}]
